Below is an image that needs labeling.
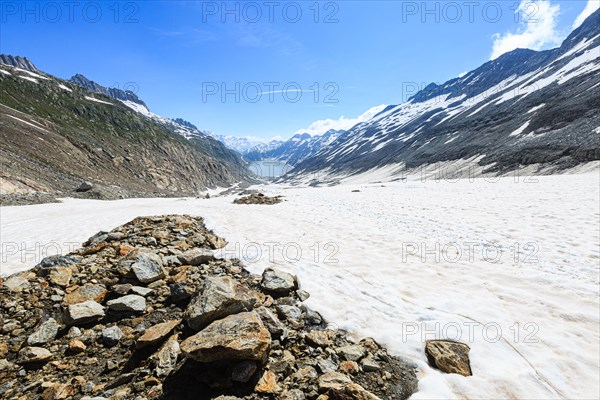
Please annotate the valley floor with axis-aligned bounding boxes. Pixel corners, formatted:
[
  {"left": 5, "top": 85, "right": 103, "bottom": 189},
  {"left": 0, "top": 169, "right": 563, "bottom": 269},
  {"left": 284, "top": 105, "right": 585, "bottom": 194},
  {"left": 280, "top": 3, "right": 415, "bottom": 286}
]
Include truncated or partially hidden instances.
[{"left": 1, "top": 173, "right": 599, "bottom": 399}]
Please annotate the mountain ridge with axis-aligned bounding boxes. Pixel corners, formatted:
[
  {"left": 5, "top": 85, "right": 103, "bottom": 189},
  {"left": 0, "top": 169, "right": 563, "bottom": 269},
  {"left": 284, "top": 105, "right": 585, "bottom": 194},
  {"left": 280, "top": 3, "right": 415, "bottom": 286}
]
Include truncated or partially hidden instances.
[
  {"left": 286, "top": 9, "right": 600, "bottom": 181},
  {"left": 0, "top": 59, "right": 250, "bottom": 203}
]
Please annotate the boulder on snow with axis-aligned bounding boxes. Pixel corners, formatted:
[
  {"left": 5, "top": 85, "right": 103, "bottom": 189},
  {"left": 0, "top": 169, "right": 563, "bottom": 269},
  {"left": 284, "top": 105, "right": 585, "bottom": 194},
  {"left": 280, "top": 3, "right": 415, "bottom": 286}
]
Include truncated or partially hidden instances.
[{"left": 425, "top": 340, "right": 472, "bottom": 376}]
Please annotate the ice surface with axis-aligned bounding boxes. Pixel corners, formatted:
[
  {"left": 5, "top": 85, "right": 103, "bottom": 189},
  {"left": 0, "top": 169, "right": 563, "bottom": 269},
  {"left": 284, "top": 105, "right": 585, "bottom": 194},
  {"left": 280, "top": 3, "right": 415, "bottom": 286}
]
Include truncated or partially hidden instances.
[
  {"left": 57, "top": 84, "right": 72, "bottom": 92},
  {"left": 84, "top": 96, "right": 113, "bottom": 105},
  {"left": 1, "top": 173, "right": 599, "bottom": 399},
  {"left": 5, "top": 114, "right": 48, "bottom": 132},
  {"left": 510, "top": 121, "right": 531, "bottom": 136}
]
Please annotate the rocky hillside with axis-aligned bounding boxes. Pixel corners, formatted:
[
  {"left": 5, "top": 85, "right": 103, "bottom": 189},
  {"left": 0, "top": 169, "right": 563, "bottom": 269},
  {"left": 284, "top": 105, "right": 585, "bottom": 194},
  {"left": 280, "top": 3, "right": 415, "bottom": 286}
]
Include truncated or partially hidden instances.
[
  {"left": 0, "top": 215, "right": 419, "bottom": 399},
  {"left": 69, "top": 74, "right": 148, "bottom": 108},
  {"left": 288, "top": 9, "right": 600, "bottom": 180},
  {"left": 0, "top": 59, "right": 250, "bottom": 204},
  {"left": 244, "top": 130, "right": 344, "bottom": 166}
]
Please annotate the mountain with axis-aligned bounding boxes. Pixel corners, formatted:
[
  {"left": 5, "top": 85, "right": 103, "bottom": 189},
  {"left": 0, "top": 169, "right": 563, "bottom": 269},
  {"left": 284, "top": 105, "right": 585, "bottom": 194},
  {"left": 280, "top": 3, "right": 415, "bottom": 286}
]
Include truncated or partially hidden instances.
[
  {"left": 69, "top": 73, "right": 148, "bottom": 108},
  {"left": 0, "top": 55, "right": 38, "bottom": 72},
  {"left": 288, "top": 9, "right": 600, "bottom": 181},
  {"left": 245, "top": 129, "right": 345, "bottom": 166},
  {"left": 0, "top": 57, "right": 249, "bottom": 202},
  {"left": 204, "top": 132, "right": 275, "bottom": 154}
]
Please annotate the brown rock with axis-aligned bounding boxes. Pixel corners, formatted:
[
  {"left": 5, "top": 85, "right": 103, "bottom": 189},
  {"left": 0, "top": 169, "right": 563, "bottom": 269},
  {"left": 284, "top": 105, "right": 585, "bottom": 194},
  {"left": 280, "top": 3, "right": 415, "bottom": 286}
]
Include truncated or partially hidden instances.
[
  {"left": 63, "top": 284, "right": 107, "bottom": 305},
  {"left": 68, "top": 340, "right": 86, "bottom": 354},
  {"left": 81, "top": 242, "right": 109, "bottom": 255},
  {"left": 48, "top": 267, "right": 72, "bottom": 287},
  {"left": 184, "top": 275, "right": 262, "bottom": 330},
  {"left": 255, "top": 370, "right": 280, "bottom": 394},
  {"left": 339, "top": 360, "right": 359, "bottom": 375},
  {"left": 180, "top": 311, "right": 271, "bottom": 363},
  {"left": 0, "top": 342, "right": 8, "bottom": 358},
  {"left": 118, "top": 245, "right": 135, "bottom": 256},
  {"left": 305, "top": 330, "right": 335, "bottom": 347},
  {"left": 318, "top": 372, "right": 352, "bottom": 392},
  {"left": 344, "top": 384, "right": 381, "bottom": 400},
  {"left": 136, "top": 320, "right": 180, "bottom": 349},
  {"left": 40, "top": 383, "right": 74, "bottom": 400},
  {"left": 425, "top": 340, "right": 472, "bottom": 376}
]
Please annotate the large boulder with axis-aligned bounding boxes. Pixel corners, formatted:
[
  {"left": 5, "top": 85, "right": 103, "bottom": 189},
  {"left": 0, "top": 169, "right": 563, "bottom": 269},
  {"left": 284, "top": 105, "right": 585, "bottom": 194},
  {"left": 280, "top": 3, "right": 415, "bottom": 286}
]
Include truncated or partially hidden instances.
[
  {"left": 180, "top": 311, "right": 271, "bottom": 363},
  {"left": 107, "top": 294, "right": 146, "bottom": 312},
  {"left": 75, "top": 181, "right": 93, "bottom": 192},
  {"left": 177, "top": 248, "right": 215, "bottom": 266},
  {"left": 136, "top": 320, "right": 180, "bottom": 349},
  {"left": 17, "top": 347, "right": 53, "bottom": 364},
  {"left": 27, "top": 318, "right": 59, "bottom": 345},
  {"left": 184, "top": 276, "right": 262, "bottom": 330},
  {"left": 131, "top": 253, "right": 166, "bottom": 284},
  {"left": 2, "top": 275, "right": 31, "bottom": 292},
  {"left": 64, "top": 300, "right": 105, "bottom": 325},
  {"left": 425, "top": 340, "right": 472, "bottom": 376},
  {"left": 260, "top": 268, "right": 298, "bottom": 296},
  {"left": 62, "top": 284, "right": 107, "bottom": 305}
]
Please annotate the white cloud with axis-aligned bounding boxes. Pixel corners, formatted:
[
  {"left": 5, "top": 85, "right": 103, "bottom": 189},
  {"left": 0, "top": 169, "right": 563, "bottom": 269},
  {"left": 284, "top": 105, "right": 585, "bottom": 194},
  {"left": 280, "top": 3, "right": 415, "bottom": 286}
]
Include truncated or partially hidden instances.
[
  {"left": 490, "top": 0, "right": 562, "bottom": 60},
  {"left": 572, "top": 0, "right": 600, "bottom": 29},
  {"left": 294, "top": 105, "right": 387, "bottom": 136}
]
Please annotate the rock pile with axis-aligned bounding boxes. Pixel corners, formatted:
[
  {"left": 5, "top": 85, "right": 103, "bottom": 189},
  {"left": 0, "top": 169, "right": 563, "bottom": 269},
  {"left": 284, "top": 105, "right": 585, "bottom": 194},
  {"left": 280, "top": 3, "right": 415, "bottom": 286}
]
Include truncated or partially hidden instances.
[
  {"left": 233, "top": 193, "right": 283, "bottom": 205},
  {"left": 0, "top": 215, "right": 417, "bottom": 399}
]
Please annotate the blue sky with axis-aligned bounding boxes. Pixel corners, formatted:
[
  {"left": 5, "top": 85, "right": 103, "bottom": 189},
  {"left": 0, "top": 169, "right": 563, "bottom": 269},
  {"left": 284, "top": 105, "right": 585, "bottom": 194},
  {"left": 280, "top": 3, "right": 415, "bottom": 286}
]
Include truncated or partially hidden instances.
[{"left": 1, "top": 0, "right": 597, "bottom": 139}]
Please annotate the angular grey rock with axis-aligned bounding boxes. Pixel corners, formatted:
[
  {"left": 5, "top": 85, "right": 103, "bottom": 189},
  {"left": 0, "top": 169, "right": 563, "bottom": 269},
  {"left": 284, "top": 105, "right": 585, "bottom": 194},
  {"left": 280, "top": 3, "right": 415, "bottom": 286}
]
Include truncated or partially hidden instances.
[
  {"left": 361, "top": 356, "right": 381, "bottom": 372},
  {"left": 76, "top": 181, "right": 94, "bottom": 192},
  {"left": 336, "top": 344, "right": 367, "bottom": 362},
  {"left": 2, "top": 276, "right": 30, "bottom": 292},
  {"left": 305, "top": 309, "right": 323, "bottom": 325},
  {"left": 180, "top": 311, "right": 271, "bottom": 363},
  {"left": 177, "top": 248, "right": 215, "bottom": 266},
  {"left": 64, "top": 301, "right": 105, "bottom": 325},
  {"left": 256, "top": 306, "right": 286, "bottom": 338},
  {"left": 155, "top": 334, "right": 181, "bottom": 378},
  {"left": 317, "top": 371, "right": 352, "bottom": 392},
  {"left": 276, "top": 305, "right": 303, "bottom": 322},
  {"left": 107, "top": 294, "right": 146, "bottom": 312},
  {"left": 102, "top": 326, "right": 123, "bottom": 347},
  {"left": 281, "top": 389, "right": 306, "bottom": 400},
  {"left": 184, "top": 276, "right": 261, "bottom": 330},
  {"left": 27, "top": 318, "right": 59, "bottom": 345},
  {"left": 130, "top": 286, "right": 153, "bottom": 297},
  {"left": 35, "top": 255, "right": 80, "bottom": 271},
  {"left": 131, "top": 253, "right": 165, "bottom": 284},
  {"left": 317, "top": 358, "right": 338, "bottom": 373},
  {"left": 260, "top": 268, "right": 298, "bottom": 296},
  {"left": 170, "top": 283, "right": 194, "bottom": 303}
]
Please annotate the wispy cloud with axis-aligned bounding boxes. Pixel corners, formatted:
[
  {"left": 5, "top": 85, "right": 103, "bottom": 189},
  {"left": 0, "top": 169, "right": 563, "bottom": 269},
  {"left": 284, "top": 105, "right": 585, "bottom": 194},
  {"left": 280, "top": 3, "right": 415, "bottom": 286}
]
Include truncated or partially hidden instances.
[
  {"left": 234, "top": 23, "right": 306, "bottom": 58},
  {"left": 294, "top": 104, "right": 387, "bottom": 136},
  {"left": 490, "top": 0, "right": 562, "bottom": 60},
  {"left": 150, "top": 27, "right": 217, "bottom": 44},
  {"left": 572, "top": 0, "right": 599, "bottom": 29}
]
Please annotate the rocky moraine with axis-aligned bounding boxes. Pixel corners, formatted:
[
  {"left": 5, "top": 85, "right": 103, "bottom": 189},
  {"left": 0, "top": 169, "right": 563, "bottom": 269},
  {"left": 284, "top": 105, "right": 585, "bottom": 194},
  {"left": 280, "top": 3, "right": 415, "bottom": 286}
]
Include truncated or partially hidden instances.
[{"left": 0, "top": 215, "right": 434, "bottom": 399}]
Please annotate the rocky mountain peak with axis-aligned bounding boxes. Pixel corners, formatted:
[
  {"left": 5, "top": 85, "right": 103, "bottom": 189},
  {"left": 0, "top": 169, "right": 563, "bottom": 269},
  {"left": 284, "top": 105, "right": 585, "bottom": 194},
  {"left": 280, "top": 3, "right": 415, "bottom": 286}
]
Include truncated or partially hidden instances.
[
  {"left": 0, "top": 54, "right": 39, "bottom": 72},
  {"left": 69, "top": 73, "right": 148, "bottom": 108},
  {"left": 171, "top": 118, "right": 199, "bottom": 130}
]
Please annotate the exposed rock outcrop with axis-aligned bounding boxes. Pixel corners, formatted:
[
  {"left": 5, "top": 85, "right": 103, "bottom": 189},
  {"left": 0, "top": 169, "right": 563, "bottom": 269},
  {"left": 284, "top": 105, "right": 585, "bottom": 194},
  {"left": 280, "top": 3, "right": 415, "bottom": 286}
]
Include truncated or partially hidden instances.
[{"left": 0, "top": 215, "right": 418, "bottom": 399}]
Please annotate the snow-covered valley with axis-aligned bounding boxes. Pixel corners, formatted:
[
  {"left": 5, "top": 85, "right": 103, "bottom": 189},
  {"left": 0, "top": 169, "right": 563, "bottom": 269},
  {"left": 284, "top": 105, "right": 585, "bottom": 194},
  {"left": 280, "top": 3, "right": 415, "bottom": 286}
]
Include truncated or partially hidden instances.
[{"left": 2, "top": 172, "right": 598, "bottom": 399}]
